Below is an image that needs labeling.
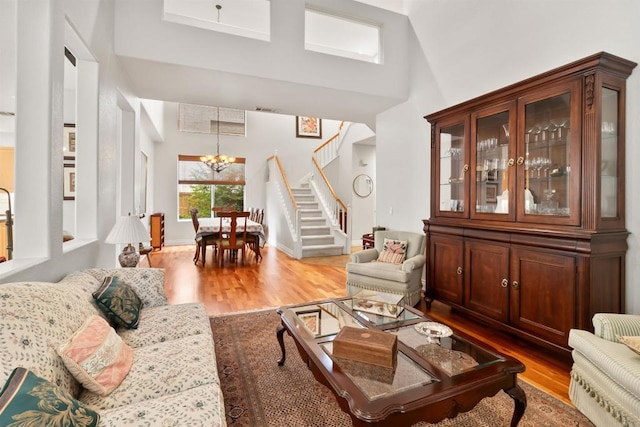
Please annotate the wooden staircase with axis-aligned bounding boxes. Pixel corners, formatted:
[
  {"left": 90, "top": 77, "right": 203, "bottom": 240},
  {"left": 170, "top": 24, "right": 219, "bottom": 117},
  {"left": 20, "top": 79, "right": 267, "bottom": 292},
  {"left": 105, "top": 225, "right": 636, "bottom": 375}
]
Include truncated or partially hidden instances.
[{"left": 292, "top": 186, "right": 343, "bottom": 257}]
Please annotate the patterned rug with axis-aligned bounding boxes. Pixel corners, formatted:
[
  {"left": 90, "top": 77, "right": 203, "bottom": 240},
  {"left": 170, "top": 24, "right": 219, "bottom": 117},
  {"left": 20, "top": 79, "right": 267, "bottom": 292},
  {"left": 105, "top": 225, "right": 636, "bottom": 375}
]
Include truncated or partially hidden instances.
[{"left": 211, "top": 310, "right": 594, "bottom": 426}]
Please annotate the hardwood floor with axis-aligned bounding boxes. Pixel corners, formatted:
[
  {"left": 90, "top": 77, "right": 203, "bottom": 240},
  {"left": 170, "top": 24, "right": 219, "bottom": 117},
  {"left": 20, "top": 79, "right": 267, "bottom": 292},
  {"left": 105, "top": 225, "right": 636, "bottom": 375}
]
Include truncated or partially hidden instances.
[{"left": 147, "top": 244, "right": 573, "bottom": 404}]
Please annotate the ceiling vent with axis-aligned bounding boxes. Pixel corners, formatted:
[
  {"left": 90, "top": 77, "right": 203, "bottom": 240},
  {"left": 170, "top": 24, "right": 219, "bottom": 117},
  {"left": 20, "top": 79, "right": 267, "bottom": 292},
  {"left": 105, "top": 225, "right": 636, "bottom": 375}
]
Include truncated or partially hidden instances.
[{"left": 255, "top": 106, "right": 278, "bottom": 113}]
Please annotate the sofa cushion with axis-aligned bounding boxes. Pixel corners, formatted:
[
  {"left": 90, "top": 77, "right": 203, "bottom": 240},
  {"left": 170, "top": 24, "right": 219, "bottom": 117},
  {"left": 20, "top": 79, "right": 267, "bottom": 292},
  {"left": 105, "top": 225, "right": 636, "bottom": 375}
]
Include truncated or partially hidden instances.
[
  {"left": 84, "top": 268, "right": 168, "bottom": 308},
  {"left": 58, "top": 316, "right": 133, "bottom": 396},
  {"left": 347, "top": 261, "right": 411, "bottom": 283},
  {"left": 0, "top": 280, "right": 102, "bottom": 397},
  {"left": 377, "top": 238, "right": 407, "bottom": 264},
  {"left": 593, "top": 313, "right": 640, "bottom": 342},
  {"left": 80, "top": 334, "right": 219, "bottom": 410},
  {"left": 93, "top": 276, "right": 143, "bottom": 329},
  {"left": 118, "top": 303, "right": 211, "bottom": 348},
  {"left": 0, "top": 367, "right": 100, "bottom": 426},
  {"left": 99, "top": 383, "right": 226, "bottom": 427}
]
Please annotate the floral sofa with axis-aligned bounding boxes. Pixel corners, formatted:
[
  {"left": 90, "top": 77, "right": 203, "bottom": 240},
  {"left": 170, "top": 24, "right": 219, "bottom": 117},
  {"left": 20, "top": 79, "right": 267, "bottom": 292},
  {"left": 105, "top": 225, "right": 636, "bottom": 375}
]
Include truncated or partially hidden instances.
[
  {"left": 0, "top": 268, "right": 226, "bottom": 426},
  {"left": 568, "top": 313, "right": 640, "bottom": 426}
]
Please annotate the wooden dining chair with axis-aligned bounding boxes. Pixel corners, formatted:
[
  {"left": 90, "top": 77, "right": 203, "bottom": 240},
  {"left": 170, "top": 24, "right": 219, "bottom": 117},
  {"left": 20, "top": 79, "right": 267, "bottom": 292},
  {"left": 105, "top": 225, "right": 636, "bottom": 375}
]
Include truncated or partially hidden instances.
[
  {"left": 217, "top": 211, "right": 250, "bottom": 267},
  {"left": 212, "top": 206, "right": 235, "bottom": 217},
  {"left": 191, "top": 208, "right": 217, "bottom": 266}
]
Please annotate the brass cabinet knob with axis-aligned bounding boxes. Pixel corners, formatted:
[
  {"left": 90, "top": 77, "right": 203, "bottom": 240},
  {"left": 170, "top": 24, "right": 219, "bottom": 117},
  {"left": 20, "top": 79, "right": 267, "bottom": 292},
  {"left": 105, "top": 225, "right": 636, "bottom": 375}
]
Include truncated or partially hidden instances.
[
  {"left": 512, "top": 281, "right": 520, "bottom": 289},
  {"left": 456, "top": 267, "right": 463, "bottom": 275},
  {"left": 516, "top": 157, "right": 525, "bottom": 165},
  {"left": 501, "top": 278, "right": 509, "bottom": 288},
  {"left": 508, "top": 158, "right": 515, "bottom": 167},
  {"left": 463, "top": 164, "right": 469, "bottom": 172}
]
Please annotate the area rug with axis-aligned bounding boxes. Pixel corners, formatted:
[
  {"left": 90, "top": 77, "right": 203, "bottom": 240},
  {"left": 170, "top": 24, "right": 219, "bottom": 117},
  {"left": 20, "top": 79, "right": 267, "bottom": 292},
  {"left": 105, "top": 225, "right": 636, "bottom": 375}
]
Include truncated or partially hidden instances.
[{"left": 211, "top": 310, "right": 594, "bottom": 426}]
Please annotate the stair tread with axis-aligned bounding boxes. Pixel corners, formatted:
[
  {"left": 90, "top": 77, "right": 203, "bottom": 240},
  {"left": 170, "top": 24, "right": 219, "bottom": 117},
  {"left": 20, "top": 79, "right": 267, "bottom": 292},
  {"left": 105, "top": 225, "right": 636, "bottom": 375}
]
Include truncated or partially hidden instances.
[{"left": 301, "top": 244, "right": 343, "bottom": 249}]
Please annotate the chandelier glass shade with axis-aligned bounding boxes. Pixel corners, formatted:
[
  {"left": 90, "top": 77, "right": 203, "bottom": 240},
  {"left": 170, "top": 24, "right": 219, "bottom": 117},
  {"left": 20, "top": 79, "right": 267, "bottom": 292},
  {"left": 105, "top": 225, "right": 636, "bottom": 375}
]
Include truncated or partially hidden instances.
[{"left": 201, "top": 109, "right": 234, "bottom": 173}]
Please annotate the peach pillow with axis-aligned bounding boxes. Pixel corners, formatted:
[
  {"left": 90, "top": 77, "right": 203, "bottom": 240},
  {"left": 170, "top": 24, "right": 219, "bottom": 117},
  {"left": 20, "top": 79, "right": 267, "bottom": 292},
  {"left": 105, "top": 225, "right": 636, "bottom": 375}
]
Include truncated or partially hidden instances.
[
  {"left": 618, "top": 335, "right": 640, "bottom": 355},
  {"left": 377, "top": 238, "right": 408, "bottom": 264},
  {"left": 57, "top": 315, "right": 133, "bottom": 396}
]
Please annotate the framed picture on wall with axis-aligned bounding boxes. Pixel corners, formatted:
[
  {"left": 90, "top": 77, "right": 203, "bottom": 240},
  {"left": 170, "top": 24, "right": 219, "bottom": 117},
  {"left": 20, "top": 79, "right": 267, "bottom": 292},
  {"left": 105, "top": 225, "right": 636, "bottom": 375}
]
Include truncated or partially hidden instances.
[
  {"left": 296, "top": 116, "right": 322, "bottom": 139},
  {"left": 63, "top": 123, "right": 76, "bottom": 160},
  {"left": 63, "top": 163, "right": 76, "bottom": 201}
]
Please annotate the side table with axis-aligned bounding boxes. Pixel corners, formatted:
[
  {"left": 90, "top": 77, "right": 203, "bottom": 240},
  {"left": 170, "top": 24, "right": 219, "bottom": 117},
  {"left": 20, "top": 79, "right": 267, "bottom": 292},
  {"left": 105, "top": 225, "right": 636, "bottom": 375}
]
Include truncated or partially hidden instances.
[{"left": 362, "top": 233, "right": 374, "bottom": 250}]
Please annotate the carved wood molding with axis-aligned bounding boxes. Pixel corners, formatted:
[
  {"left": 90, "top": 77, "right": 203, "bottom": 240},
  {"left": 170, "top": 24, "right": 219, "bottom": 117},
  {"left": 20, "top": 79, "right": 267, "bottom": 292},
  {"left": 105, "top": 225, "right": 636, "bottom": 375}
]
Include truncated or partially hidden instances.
[{"left": 585, "top": 75, "right": 595, "bottom": 110}]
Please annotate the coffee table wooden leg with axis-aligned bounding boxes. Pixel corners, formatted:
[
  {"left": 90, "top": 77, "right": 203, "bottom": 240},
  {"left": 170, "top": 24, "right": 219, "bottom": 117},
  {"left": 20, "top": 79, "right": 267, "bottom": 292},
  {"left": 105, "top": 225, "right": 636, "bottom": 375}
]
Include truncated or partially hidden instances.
[
  {"left": 277, "top": 324, "right": 287, "bottom": 366},
  {"left": 505, "top": 384, "right": 527, "bottom": 427}
]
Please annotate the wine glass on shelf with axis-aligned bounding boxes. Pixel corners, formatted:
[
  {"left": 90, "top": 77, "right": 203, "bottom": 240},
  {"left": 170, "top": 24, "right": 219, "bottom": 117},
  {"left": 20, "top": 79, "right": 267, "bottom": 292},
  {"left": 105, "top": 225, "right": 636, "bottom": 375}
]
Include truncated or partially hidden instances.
[{"left": 551, "top": 118, "right": 569, "bottom": 139}]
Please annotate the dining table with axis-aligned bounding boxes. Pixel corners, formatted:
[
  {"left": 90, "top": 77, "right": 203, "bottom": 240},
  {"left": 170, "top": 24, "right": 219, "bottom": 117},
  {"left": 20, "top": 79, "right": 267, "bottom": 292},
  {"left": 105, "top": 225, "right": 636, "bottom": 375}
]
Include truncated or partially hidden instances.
[{"left": 195, "top": 217, "right": 266, "bottom": 261}]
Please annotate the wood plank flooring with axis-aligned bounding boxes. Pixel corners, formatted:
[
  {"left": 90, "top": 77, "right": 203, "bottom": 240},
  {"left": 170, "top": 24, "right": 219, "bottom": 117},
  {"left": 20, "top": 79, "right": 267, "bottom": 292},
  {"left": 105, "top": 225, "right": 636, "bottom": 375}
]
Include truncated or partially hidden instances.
[{"left": 146, "top": 244, "right": 573, "bottom": 405}]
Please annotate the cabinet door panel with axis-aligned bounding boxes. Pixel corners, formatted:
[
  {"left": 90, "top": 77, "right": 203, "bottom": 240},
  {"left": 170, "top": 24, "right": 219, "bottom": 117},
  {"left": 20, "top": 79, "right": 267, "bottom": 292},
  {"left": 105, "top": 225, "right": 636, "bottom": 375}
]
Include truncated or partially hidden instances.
[
  {"left": 471, "top": 102, "right": 516, "bottom": 221},
  {"left": 434, "top": 116, "right": 470, "bottom": 218},
  {"left": 510, "top": 247, "right": 575, "bottom": 347},
  {"left": 429, "top": 235, "right": 464, "bottom": 305},
  {"left": 517, "top": 81, "right": 581, "bottom": 226},
  {"left": 464, "top": 240, "right": 510, "bottom": 322}
]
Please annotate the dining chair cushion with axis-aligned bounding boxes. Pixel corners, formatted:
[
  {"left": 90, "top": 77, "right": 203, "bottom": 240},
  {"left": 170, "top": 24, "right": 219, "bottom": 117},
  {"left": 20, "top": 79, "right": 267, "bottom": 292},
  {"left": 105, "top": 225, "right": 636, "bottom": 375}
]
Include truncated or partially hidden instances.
[
  {"left": 57, "top": 315, "right": 133, "bottom": 396},
  {"left": 93, "top": 276, "right": 143, "bottom": 329},
  {"left": 0, "top": 367, "right": 100, "bottom": 426}
]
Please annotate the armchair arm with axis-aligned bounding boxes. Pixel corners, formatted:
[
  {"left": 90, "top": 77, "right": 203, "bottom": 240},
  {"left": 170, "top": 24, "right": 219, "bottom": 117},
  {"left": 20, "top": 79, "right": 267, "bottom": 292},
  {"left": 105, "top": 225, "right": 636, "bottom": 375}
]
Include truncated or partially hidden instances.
[
  {"left": 350, "top": 248, "right": 379, "bottom": 264},
  {"left": 402, "top": 254, "right": 426, "bottom": 273},
  {"left": 593, "top": 313, "right": 640, "bottom": 342}
]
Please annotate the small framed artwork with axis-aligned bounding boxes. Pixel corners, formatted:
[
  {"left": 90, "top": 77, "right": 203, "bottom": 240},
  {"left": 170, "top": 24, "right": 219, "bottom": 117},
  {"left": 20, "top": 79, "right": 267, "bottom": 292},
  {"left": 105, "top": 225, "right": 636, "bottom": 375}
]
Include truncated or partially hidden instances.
[
  {"left": 485, "top": 182, "right": 498, "bottom": 203},
  {"left": 63, "top": 163, "right": 76, "bottom": 201},
  {"left": 297, "top": 309, "right": 321, "bottom": 336},
  {"left": 63, "top": 123, "right": 76, "bottom": 160},
  {"left": 296, "top": 116, "right": 322, "bottom": 139}
]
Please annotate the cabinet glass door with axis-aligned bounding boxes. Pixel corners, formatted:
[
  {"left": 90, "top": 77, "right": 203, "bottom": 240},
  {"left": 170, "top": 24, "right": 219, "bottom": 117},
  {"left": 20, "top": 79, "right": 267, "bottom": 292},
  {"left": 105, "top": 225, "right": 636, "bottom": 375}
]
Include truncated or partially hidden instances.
[
  {"left": 601, "top": 87, "right": 619, "bottom": 218},
  {"left": 472, "top": 106, "right": 514, "bottom": 219},
  {"left": 519, "top": 82, "right": 580, "bottom": 225},
  {"left": 438, "top": 123, "right": 466, "bottom": 215}
]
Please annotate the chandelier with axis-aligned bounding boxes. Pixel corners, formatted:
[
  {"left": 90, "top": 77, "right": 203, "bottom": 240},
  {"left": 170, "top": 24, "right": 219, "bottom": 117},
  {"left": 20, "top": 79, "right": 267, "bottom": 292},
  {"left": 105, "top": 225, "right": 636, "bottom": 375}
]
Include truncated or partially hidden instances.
[{"left": 201, "top": 108, "right": 234, "bottom": 173}]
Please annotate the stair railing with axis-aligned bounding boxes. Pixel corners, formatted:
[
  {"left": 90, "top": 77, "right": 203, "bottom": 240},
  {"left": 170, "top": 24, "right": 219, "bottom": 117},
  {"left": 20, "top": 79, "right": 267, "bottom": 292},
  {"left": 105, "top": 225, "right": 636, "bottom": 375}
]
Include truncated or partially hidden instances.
[
  {"left": 310, "top": 157, "right": 348, "bottom": 235},
  {"left": 313, "top": 121, "right": 345, "bottom": 168},
  {"left": 267, "top": 155, "right": 300, "bottom": 254}
]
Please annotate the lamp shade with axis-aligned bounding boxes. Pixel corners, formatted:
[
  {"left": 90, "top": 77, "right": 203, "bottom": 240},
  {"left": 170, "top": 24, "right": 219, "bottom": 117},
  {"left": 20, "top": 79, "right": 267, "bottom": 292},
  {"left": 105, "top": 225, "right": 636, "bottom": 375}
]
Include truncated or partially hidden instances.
[{"left": 106, "top": 214, "right": 149, "bottom": 245}]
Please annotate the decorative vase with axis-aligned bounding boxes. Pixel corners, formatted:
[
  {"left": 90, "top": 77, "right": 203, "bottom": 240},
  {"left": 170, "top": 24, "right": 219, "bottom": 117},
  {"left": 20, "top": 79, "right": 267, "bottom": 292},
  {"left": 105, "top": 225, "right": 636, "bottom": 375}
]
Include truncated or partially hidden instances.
[{"left": 118, "top": 244, "right": 140, "bottom": 268}]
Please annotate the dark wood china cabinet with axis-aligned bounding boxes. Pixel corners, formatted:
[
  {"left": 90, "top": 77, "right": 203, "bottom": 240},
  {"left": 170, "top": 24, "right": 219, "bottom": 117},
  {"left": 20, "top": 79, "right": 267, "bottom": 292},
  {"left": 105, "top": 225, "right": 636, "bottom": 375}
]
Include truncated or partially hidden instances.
[{"left": 423, "top": 52, "right": 636, "bottom": 352}]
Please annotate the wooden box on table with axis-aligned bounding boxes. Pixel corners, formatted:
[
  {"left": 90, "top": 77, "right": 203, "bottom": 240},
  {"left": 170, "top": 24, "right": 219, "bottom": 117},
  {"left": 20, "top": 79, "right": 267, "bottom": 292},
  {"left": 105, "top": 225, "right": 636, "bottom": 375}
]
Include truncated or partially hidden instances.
[{"left": 333, "top": 326, "right": 397, "bottom": 369}]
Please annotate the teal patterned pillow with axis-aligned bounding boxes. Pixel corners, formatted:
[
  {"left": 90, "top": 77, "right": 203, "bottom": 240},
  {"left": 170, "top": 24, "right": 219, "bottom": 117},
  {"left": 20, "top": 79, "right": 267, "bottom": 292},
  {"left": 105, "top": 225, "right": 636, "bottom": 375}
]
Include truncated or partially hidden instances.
[
  {"left": 93, "top": 276, "right": 142, "bottom": 329},
  {"left": 0, "top": 367, "right": 99, "bottom": 426}
]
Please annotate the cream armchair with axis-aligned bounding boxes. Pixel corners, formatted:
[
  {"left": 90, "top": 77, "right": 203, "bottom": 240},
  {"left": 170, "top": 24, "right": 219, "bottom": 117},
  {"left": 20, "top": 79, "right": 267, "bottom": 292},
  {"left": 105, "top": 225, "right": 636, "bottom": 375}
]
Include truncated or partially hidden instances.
[
  {"left": 568, "top": 313, "right": 640, "bottom": 426},
  {"left": 346, "top": 230, "right": 426, "bottom": 307}
]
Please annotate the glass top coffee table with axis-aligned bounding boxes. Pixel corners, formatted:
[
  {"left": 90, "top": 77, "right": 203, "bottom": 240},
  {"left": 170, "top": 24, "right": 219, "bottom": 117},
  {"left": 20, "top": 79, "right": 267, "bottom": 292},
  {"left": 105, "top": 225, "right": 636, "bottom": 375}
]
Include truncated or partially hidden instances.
[{"left": 276, "top": 296, "right": 526, "bottom": 426}]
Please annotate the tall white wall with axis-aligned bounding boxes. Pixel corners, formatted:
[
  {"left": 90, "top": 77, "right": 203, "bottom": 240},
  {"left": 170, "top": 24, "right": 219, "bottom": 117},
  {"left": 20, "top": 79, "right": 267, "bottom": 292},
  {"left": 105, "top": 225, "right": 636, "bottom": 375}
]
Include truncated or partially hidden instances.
[
  {"left": 0, "top": 0, "right": 142, "bottom": 282},
  {"left": 153, "top": 103, "right": 343, "bottom": 245},
  {"left": 375, "top": 0, "right": 640, "bottom": 311}
]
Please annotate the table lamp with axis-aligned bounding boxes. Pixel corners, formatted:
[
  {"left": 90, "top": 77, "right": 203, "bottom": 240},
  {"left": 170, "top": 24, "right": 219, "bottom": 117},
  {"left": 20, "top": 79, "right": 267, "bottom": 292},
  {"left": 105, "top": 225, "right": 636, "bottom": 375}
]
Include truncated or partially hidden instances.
[{"left": 106, "top": 213, "right": 150, "bottom": 267}]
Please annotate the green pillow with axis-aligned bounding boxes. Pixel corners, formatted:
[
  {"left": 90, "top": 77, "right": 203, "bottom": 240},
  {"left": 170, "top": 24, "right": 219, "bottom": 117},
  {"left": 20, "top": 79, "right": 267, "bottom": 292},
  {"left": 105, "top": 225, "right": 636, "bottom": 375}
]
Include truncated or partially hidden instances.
[
  {"left": 0, "top": 367, "right": 99, "bottom": 426},
  {"left": 93, "top": 276, "right": 142, "bottom": 329}
]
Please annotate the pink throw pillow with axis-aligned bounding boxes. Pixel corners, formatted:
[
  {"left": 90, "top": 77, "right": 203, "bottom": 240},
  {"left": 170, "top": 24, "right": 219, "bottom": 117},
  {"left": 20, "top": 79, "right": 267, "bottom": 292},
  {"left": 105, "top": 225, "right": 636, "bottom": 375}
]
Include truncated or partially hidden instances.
[
  {"left": 377, "top": 238, "right": 408, "bottom": 264},
  {"left": 57, "top": 315, "right": 133, "bottom": 396}
]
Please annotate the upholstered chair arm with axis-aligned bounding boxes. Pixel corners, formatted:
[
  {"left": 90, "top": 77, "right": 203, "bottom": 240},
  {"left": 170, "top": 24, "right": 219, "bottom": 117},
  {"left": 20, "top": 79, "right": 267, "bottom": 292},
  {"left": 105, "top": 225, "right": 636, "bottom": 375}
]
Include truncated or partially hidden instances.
[
  {"left": 402, "top": 254, "right": 426, "bottom": 273},
  {"left": 350, "top": 249, "right": 379, "bottom": 264},
  {"left": 593, "top": 313, "right": 640, "bottom": 342}
]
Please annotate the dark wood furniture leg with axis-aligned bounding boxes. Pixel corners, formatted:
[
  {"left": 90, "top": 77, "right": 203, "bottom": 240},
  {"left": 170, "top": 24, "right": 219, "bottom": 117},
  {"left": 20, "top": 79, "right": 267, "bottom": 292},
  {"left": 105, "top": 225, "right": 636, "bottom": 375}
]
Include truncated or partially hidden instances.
[
  {"left": 277, "top": 323, "right": 286, "bottom": 366},
  {"left": 505, "top": 384, "right": 527, "bottom": 427}
]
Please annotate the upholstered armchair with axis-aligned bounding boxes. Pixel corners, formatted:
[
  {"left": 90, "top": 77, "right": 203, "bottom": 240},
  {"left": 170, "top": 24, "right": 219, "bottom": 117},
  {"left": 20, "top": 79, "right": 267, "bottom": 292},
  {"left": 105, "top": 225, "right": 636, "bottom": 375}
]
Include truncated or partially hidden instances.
[
  {"left": 569, "top": 313, "right": 640, "bottom": 426},
  {"left": 346, "top": 230, "right": 426, "bottom": 307}
]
